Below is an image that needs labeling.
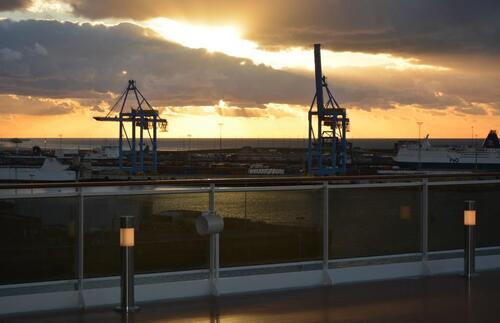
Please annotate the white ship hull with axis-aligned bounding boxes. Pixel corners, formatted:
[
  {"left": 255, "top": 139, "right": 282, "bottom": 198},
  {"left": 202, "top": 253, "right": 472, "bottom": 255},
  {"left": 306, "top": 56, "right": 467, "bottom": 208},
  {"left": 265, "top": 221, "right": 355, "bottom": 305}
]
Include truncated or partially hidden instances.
[
  {"left": 394, "top": 147, "right": 500, "bottom": 168},
  {"left": 0, "top": 157, "right": 76, "bottom": 181}
]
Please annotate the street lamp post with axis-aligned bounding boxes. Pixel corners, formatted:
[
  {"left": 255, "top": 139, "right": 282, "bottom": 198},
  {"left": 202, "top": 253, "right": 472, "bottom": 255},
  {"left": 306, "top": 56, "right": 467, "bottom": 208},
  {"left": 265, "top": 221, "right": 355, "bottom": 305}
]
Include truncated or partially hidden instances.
[
  {"left": 218, "top": 123, "right": 223, "bottom": 152},
  {"left": 187, "top": 134, "right": 192, "bottom": 165},
  {"left": 471, "top": 126, "right": 474, "bottom": 147},
  {"left": 417, "top": 122, "right": 423, "bottom": 170}
]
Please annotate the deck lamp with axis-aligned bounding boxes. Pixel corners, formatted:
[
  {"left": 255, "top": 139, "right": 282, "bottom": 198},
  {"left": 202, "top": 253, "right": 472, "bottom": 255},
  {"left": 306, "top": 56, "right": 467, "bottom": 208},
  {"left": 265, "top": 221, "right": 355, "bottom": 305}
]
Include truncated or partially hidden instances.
[
  {"left": 464, "top": 200, "right": 476, "bottom": 279},
  {"left": 116, "top": 216, "right": 139, "bottom": 313},
  {"left": 399, "top": 205, "right": 411, "bottom": 220},
  {"left": 120, "top": 226, "right": 135, "bottom": 247},
  {"left": 464, "top": 202, "right": 476, "bottom": 226}
]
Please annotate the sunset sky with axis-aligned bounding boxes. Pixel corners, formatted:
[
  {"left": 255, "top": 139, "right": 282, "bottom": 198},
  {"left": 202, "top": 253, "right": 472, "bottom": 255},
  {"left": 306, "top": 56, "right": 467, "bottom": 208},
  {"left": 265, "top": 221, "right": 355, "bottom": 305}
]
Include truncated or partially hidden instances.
[{"left": 0, "top": 0, "right": 499, "bottom": 138}]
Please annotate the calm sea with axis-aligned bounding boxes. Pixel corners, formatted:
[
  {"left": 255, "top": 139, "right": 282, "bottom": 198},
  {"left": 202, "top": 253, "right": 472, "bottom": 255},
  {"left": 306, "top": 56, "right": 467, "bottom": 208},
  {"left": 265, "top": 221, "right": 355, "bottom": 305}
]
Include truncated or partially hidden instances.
[{"left": 0, "top": 138, "right": 483, "bottom": 151}]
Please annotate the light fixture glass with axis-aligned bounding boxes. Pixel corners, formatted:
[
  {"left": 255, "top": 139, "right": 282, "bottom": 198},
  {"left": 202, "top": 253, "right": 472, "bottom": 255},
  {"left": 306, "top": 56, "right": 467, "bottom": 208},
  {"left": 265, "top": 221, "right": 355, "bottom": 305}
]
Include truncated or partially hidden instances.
[
  {"left": 399, "top": 205, "right": 411, "bottom": 220},
  {"left": 464, "top": 210, "right": 476, "bottom": 226},
  {"left": 120, "top": 228, "right": 135, "bottom": 247}
]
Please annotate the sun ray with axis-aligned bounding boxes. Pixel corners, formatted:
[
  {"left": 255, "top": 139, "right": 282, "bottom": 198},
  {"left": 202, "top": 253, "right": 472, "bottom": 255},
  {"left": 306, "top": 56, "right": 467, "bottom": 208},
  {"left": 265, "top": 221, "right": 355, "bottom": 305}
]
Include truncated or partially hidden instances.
[{"left": 145, "top": 18, "right": 449, "bottom": 72}]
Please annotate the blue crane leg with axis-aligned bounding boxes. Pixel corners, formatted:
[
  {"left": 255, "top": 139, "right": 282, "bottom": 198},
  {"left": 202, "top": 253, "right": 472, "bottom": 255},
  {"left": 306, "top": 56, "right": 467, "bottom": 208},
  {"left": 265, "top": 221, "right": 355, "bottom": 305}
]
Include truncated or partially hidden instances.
[
  {"left": 131, "top": 114, "right": 136, "bottom": 175},
  {"left": 139, "top": 113, "right": 144, "bottom": 173},
  {"left": 119, "top": 119, "right": 123, "bottom": 170},
  {"left": 153, "top": 115, "right": 157, "bottom": 172}
]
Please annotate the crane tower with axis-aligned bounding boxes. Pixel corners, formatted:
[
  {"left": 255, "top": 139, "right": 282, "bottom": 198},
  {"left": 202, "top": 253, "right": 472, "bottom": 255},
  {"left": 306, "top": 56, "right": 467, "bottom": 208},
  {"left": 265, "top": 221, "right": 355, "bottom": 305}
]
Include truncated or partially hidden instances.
[
  {"left": 307, "top": 44, "right": 349, "bottom": 175},
  {"left": 94, "top": 80, "right": 168, "bottom": 174}
]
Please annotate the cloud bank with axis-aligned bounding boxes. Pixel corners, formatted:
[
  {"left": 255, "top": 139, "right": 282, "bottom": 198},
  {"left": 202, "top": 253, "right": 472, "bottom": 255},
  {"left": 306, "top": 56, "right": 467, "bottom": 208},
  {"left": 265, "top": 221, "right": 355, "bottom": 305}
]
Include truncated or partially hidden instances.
[
  {"left": 0, "top": 19, "right": 312, "bottom": 110},
  {"left": 0, "top": 0, "right": 32, "bottom": 12},
  {"left": 0, "top": 19, "right": 498, "bottom": 118},
  {"left": 64, "top": 0, "right": 500, "bottom": 56}
]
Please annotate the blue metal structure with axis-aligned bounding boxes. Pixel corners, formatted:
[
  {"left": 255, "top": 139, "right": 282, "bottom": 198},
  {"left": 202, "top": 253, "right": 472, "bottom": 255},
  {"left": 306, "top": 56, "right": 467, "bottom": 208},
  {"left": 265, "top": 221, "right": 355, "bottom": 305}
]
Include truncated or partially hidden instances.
[
  {"left": 94, "top": 80, "right": 168, "bottom": 174},
  {"left": 307, "top": 44, "right": 349, "bottom": 175}
]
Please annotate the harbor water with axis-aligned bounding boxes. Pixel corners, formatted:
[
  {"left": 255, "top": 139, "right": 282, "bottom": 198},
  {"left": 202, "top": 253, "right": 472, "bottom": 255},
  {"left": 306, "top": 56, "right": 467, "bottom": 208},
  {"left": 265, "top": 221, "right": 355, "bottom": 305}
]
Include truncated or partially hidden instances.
[{"left": 0, "top": 138, "right": 486, "bottom": 152}]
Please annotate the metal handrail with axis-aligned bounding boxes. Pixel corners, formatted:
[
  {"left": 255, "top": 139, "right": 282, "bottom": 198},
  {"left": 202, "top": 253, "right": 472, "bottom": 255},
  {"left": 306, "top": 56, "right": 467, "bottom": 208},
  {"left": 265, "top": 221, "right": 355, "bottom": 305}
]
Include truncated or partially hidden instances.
[
  {"left": 2, "top": 178, "right": 500, "bottom": 200},
  {"left": 0, "top": 172, "right": 500, "bottom": 189}
]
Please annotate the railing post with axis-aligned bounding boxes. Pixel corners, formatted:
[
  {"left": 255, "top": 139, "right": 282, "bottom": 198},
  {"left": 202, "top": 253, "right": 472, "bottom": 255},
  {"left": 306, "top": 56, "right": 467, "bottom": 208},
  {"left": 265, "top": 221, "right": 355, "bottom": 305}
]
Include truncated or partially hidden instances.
[
  {"left": 77, "top": 188, "right": 85, "bottom": 308},
  {"left": 323, "top": 181, "right": 332, "bottom": 285},
  {"left": 209, "top": 184, "right": 219, "bottom": 295},
  {"left": 421, "top": 178, "right": 429, "bottom": 275}
]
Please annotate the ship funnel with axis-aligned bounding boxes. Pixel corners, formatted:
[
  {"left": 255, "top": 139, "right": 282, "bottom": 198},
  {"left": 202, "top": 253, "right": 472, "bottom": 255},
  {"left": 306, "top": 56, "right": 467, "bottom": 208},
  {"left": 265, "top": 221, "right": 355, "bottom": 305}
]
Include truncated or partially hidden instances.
[{"left": 483, "top": 130, "right": 500, "bottom": 148}]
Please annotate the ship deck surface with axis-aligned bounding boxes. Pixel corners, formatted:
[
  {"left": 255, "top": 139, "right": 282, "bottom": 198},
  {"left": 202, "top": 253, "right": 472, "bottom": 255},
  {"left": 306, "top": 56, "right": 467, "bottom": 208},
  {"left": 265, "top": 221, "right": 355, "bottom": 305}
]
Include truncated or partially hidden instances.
[{"left": 7, "top": 271, "right": 500, "bottom": 323}]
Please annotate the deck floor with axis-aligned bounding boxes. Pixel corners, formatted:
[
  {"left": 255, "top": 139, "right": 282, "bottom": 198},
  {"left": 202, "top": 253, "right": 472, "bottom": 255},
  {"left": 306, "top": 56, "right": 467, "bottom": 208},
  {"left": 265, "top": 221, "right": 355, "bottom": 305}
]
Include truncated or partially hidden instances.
[{"left": 5, "top": 271, "right": 500, "bottom": 323}]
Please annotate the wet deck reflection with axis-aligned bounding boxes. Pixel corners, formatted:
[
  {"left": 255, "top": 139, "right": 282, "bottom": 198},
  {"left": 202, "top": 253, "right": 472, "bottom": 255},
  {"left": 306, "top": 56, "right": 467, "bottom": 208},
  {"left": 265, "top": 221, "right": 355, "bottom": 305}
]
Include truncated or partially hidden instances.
[{"left": 7, "top": 271, "right": 500, "bottom": 322}]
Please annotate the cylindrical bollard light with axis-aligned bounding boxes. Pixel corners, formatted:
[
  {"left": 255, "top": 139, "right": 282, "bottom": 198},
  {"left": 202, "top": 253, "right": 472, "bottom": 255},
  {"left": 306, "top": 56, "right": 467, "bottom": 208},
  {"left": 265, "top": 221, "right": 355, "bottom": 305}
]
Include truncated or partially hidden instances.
[
  {"left": 464, "top": 200, "right": 476, "bottom": 279},
  {"left": 116, "top": 216, "right": 139, "bottom": 313}
]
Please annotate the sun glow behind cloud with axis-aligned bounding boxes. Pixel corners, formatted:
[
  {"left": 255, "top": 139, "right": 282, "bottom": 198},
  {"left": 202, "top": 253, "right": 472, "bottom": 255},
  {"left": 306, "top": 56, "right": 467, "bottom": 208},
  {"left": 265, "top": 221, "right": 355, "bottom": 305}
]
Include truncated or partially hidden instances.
[
  {"left": 27, "top": 0, "right": 73, "bottom": 14},
  {"left": 145, "top": 18, "right": 245, "bottom": 54},
  {"left": 4, "top": 5, "right": 448, "bottom": 73},
  {"left": 145, "top": 18, "right": 449, "bottom": 72},
  {"left": 3, "top": 8, "right": 479, "bottom": 139}
]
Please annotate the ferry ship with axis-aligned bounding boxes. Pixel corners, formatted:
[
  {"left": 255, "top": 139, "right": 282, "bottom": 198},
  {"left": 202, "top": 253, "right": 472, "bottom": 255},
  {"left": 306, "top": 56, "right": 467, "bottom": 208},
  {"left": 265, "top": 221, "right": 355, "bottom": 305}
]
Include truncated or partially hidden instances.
[
  {"left": 0, "top": 144, "right": 116, "bottom": 182},
  {"left": 394, "top": 130, "right": 500, "bottom": 169},
  {"left": 0, "top": 156, "right": 76, "bottom": 181}
]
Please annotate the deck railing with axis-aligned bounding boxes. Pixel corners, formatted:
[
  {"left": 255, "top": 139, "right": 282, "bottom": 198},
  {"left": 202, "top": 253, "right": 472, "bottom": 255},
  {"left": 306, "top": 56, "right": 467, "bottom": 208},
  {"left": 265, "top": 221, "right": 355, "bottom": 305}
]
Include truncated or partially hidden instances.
[{"left": 1, "top": 174, "right": 500, "bottom": 314}]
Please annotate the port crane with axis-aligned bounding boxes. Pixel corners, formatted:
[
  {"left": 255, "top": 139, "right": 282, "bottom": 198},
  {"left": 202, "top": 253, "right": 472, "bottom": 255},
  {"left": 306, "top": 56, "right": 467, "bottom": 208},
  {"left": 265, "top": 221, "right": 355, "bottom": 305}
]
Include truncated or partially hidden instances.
[
  {"left": 94, "top": 80, "right": 168, "bottom": 174},
  {"left": 307, "top": 44, "right": 349, "bottom": 175}
]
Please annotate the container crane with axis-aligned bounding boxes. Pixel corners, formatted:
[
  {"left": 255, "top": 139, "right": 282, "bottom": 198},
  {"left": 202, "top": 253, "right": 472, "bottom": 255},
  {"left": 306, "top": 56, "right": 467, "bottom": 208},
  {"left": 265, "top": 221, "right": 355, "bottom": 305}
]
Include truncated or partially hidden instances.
[
  {"left": 307, "top": 44, "right": 349, "bottom": 175},
  {"left": 94, "top": 80, "right": 168, "bottom": 174}
]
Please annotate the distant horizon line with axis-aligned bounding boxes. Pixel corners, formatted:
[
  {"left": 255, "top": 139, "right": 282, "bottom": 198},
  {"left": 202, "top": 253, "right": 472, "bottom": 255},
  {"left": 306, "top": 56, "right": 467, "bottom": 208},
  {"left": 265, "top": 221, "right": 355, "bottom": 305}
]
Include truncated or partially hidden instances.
[{"left": 0, "top": 137, "right": 485, "bottom": 140}]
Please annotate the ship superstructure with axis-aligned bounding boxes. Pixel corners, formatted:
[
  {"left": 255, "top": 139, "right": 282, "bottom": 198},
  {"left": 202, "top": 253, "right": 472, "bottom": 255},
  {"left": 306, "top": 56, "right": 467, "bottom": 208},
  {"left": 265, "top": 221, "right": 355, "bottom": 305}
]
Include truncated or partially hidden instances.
[{"left": 394, "top": 130, "right": 500, "bottom": 169}]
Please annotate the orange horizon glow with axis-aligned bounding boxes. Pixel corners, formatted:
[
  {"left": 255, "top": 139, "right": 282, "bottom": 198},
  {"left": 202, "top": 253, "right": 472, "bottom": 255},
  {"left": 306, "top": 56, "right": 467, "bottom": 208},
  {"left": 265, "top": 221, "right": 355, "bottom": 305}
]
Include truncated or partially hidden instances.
[{"left": 0, "top": 104, "right": 497, "bottom": 140}]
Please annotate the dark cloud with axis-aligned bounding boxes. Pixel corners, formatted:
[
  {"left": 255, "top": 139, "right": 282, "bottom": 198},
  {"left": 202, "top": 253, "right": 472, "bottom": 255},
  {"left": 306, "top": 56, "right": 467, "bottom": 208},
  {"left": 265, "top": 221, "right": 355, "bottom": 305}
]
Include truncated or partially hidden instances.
[
  {"left": 0, "top": 19, "right": 498, "bottom": 117},
  {"left": 328, "top": 67, "right": 500, "bottom": 114},
  {"left": 163, "top": 105, "right": 269, "bottom": 118},
  {"left": 253, "top": 0, "right": 500, "bottom": 56},
  {"left": 0, "top": 47, "right": 23, "bottom": 61},
  {"left": 66, "top": 0, "right": 249, "bottom": 22},
  {"left": 65, "top": 0, "right": 500, "bottom": 56},
  {"left": 163, "top": 104, "right": 300, "bottom": 118},
  {"left": 0, "top": 95, "right": 76, "bottom": 115},
  {"left": 0, "top": 19, "right": 311, "bottom": 108},
  {"left": 91, "top": 105, "right": 105, "bottom": 113},
  {"left": 0, "top": 0, "right": 32, "bottom": 11}
]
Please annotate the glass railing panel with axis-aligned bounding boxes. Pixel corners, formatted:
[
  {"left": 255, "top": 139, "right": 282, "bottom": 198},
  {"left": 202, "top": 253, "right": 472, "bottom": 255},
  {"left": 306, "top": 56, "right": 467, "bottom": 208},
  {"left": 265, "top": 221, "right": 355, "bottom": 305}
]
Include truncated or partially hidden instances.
[
  {"left": 329, "top": 186, "right": 421, "bottom": 259},
  {"left": 429, "top": 183, "right": 500, "bottom": 251},
  {"left": 0, "top": 197, "right": 77, "bottom": 285},
  {"left": 84, "top": 193, "right": 209, "bottom": 278},
  {"left": 217, "top": 190, "right": 323, "bottom": 267}
]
